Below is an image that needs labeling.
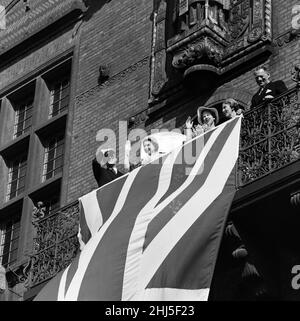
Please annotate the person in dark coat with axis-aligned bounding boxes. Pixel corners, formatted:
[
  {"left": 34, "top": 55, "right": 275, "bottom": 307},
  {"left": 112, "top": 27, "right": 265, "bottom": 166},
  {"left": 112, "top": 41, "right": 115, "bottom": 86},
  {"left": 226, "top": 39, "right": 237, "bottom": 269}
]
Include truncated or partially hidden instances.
[
  {"left": 92, "top": 148, "right": 123, "bottom": 188},
  {"left": 250, "top": 66, "right": 288, "bottom": 109}
]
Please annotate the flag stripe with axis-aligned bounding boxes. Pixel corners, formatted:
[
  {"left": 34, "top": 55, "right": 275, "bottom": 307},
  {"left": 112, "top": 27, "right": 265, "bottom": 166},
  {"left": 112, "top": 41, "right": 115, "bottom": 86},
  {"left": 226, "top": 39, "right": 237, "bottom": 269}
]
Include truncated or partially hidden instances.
[
  {"left": 147, "top": 169, "right": 236, "bottom": 291},
  {"left": 64, "top": 254, "right": 80, "bottom": 297},
  {"left": 96, "top": 175, "right": 127, "bottom": 224},
  {"left": 156, "top": 129, "right": 213, "bottom": 206},
  {"left": 58, "top": 265, "right": 70, "bottom": 301},
  {"left": 79, "top": 175, "right": 128, "bottom": 246},
  {"left": 143, "top": 119, "right": 238, "bottom": 250},
  {"left": 62, "top": 169, "right": 141, "bottom": 300},
  {"left": 121, "top": 147, "right": 185, "bottom": 300},
  {"left": 133, "top": 117, "right": 241, "bottom": 298},
  {"left": 76, "top": 164, "right": 164, "bottom": 300},
  {"left": 120, "top": 124, "right": 227, "bottom": 300},
  {"left": 78, "top": 204, "right": 91, "bottom": 245},
  {"left": 35, "top": 117, "right": 242, "bottom": 301},
  {"left": 79, "top": 190, "right": 103, "bottom": 238},
  {"left": 34, "top": 271, "right": 64, "bottom": 301},
  {"left": 136, "top": 288, "right": 210, "bottom": 301}
]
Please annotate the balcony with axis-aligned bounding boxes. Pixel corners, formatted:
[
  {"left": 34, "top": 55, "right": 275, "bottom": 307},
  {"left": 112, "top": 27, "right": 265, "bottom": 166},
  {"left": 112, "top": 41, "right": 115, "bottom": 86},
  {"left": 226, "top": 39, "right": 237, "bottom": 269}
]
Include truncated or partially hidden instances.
[
  {"left": 238, "top": 85, "right": 300, "bottom": 187},
  {"left": 25, "top": 201, "right": 80, "bottom": 290},
  {"left": 24, "top": 84, "right": 300, "bottom": 294}
]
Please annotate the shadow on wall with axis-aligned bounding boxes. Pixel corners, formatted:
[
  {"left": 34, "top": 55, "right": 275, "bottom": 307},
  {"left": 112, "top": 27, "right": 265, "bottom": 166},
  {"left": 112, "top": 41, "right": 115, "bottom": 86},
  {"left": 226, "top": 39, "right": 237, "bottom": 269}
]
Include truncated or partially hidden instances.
[{"left": 82, "top": 0, "right": 112, "bottom": 21}]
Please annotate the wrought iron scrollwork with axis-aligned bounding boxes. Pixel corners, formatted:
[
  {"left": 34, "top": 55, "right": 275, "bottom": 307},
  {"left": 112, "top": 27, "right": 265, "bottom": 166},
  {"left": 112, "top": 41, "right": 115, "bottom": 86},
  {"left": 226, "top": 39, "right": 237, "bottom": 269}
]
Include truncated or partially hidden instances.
[
  {"left": 27, "top": 201, "right": 80, "bottom": 288},
  {"left": 238, "top": 86, "right": 300, "bottom": 186}
]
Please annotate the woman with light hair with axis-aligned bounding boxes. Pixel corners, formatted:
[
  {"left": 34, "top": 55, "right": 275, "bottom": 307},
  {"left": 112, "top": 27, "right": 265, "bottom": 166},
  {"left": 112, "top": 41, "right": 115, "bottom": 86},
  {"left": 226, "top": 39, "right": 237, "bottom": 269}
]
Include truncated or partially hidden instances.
[{"left": 222, "top": 98, "right": 243, "bottom": 120}]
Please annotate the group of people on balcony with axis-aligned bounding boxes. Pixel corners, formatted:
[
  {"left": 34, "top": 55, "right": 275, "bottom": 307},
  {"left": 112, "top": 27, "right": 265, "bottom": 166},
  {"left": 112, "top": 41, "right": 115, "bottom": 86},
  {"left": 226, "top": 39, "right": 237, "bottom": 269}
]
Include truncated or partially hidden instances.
[{"left": 92, "top": 66, "right": 289, "bottom": 188}]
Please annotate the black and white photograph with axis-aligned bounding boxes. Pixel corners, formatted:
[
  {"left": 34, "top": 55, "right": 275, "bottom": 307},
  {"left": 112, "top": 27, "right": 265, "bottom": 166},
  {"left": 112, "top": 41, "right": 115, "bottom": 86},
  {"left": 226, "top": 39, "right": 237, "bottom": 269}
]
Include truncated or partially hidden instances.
[{"left": 0, "top": 0, "right": 299, "bottom": 309}]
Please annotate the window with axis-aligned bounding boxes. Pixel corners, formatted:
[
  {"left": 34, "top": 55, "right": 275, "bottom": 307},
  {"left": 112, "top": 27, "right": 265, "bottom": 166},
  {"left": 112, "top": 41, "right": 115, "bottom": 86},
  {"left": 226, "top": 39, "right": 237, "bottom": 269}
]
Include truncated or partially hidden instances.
[
  {"left": 0, "top": 215, "right": 21, "bottom": 268},
  {"left": 14, "top": 100, "right": 33, "bottom": 138},
  {"left": 49, "top": 77, "right": 70, "bottom": 118},
  {"left": 6, "top": 155, "right": 27, "bottom": 201},
  {"left": 44, "top": 194, "right": 60, "bottom": 215},
  {"left": 42, "top": 134, "right": 64, "bottom": 181}
]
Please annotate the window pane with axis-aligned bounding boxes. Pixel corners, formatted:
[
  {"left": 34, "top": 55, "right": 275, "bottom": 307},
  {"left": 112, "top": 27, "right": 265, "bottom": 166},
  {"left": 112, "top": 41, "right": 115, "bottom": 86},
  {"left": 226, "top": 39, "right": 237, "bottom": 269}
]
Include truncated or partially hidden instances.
[
  {"left": 14, "top": 102, "right": 33, "bottom": 138},
  {"left": 7, "top": 157, "right": 27, "bottom": 201},
  {"left": 43, "top": 136, "right": 65, "bottom": 180},
  {"left": 0, "top": 215, "right": 20, "bottom": 268},
  {"left": 49, "top": 78, "right": 70, "bottom": 118}
]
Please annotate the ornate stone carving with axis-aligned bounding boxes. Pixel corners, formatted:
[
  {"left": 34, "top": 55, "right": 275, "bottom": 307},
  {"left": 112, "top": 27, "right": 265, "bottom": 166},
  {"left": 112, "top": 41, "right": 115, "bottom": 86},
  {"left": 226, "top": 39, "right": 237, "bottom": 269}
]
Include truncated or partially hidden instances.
[
  {"left": 172, "top": 36, "right": 224, "bottom": 69},
  {"left": 229, "top": 0, "right": 250, "bottom": 41},
  {"left": 292, "top": 64, "right": 300, "bottom": 85},
  {"left": 32, "top": 201, "right": 46, "bottom": 221},
  {"left": 128, "top": 110, "right": 149, "bottom": 129},
  {"left": 150, "top": 0, "right": 169, "bottom": 98},
  {"left": 151, "top": 0, "right": 273, "bottom": 98},
  {"left": 76, "top": 57, "right": 149, "bottom": 107},
  {"left": 98, "top": 64, "right": 110, "bottom": 85}
]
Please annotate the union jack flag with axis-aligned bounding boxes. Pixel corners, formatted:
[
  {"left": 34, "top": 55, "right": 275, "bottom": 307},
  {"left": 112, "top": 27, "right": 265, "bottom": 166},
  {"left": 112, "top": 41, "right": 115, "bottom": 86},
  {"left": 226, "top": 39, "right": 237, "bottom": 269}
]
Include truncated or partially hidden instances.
[{"left": 35, "top": 116, "right": 242, "bottom": 301}]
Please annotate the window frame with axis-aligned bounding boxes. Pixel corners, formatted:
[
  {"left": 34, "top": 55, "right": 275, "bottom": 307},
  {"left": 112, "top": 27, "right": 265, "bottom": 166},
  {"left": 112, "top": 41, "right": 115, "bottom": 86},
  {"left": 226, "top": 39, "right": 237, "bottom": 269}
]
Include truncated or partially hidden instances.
[
  {"left": 0, "top": 214, "right": 21, "bottom": 268},
  {"left": 42, "top": 133, "right": 65, "bottom": 182},
  {"left": 6, "top": 153, "right": 27, "bottom": 201}
]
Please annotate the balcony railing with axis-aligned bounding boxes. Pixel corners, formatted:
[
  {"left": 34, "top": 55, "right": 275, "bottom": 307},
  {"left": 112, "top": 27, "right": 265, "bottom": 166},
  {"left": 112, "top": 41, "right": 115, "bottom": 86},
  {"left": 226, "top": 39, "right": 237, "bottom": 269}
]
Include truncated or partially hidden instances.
[
  {"left": 26, "top": 201, "right": 80, "bottom": 288},
  {"left": 238, "top": 85, "right": 300, "bottom": 186},
  {"left": 25, "top": 84, "right": 300, "bottom": 290}
]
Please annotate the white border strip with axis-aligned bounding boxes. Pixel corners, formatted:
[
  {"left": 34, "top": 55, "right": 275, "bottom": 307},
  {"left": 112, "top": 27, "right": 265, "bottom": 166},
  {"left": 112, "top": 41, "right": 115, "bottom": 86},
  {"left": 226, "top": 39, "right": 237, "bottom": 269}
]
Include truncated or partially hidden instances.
[
  {"left": 62, "top": 168, "right": 141, "bottom": 301},
  {"left": 133, "top": 118, "right": 241, "bottom": 299},
  {"left": 122, "top": 123, "right": 227, "bottom": 300}
]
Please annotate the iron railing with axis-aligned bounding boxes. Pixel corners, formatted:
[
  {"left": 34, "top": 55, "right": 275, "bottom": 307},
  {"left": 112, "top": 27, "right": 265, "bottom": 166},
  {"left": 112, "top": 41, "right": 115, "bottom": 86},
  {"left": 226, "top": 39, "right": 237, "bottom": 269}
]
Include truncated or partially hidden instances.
[
  {"left": 25, "top": 85, "right": 300, "bottom": 289},
  {"left": 26, "top": 201, "right": 80, "bottom": 288},
  {"left": 238, "top": 85, "right": 300, "bottom": 186}
]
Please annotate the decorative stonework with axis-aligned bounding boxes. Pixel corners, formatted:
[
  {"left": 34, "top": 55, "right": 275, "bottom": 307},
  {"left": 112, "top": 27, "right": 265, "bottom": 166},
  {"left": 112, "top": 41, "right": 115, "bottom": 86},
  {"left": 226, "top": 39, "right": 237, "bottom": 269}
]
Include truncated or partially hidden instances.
[
  {"left": 150, "top": 0, "right": 273, "bottom": 99},
  {"left": 75, "top": 56, "right": 149, "bottom": 107},
  {"left": 172, "top": 35, "right": 225, "bottom": 69},
  {"left": 128, "top": 109, "right": 149, "bottom": 129},
  {"left": 273, "top": 28, "right": 300, "bottom": 48},
  {"left": 292, "top": 64, "right": 300, "bottom": 85},
  {"left": 151, "top": 0, "right": 168, "bottom": 96}
]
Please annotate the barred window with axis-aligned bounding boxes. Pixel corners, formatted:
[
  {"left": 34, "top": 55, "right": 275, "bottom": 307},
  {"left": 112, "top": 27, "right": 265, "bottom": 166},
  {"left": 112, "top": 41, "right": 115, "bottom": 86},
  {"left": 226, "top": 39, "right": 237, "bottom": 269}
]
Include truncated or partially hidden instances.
[
  {"left": 49, "top": 78, "right": 70, "bottom": 118},
  {"left": 42, "top": 134, "right": 64, "bottom": 181},
  {"left": 0, "top": 216, "right": 21, "bottom": 268},
  {"left": 6, "top": 155, "right": 27, "bottom": 201},
  {"left": 14, "top": 101, "right": 33, "bottom": 138}
]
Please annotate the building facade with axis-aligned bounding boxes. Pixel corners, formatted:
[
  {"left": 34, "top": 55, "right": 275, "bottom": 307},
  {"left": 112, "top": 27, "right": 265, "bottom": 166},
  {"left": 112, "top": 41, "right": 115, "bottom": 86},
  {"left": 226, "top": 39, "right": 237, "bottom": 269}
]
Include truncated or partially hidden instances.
[{"left": 0, "top": 0, "right": 299, "bottom": 300}]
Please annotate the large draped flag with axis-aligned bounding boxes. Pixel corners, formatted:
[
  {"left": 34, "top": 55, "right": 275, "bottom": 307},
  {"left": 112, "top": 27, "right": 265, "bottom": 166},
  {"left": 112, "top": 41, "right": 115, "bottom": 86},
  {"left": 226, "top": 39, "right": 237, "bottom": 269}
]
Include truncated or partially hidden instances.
[{"left": 35, "top": 116, "right": 242, "bottom": 301}]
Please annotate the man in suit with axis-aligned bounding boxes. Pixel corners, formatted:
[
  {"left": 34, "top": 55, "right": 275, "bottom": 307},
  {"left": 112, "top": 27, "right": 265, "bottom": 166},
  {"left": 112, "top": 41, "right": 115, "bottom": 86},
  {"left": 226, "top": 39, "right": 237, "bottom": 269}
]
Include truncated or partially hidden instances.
[
  {"left": 92, "top": 148, "right": 123, "bottom": 188},
  {"left": 250, "top": 66, "right": 288, "bottom": 109}
]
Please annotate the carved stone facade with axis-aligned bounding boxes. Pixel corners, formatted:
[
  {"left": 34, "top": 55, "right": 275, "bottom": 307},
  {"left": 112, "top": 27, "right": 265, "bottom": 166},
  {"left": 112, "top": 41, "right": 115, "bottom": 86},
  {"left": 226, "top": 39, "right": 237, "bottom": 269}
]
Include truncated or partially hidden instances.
[{"left": 150, "top": 0, "right": 273, "bottom": 99}]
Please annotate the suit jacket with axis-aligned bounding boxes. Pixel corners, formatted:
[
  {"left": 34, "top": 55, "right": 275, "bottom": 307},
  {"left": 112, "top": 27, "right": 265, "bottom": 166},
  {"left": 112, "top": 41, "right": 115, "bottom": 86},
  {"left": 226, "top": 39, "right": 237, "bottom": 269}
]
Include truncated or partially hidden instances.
[
  {"left": 250, "top": 80, "right": 288, "bottom": 109},
  {"left": 92, "top": 158, "right": 123, "bottom": 188}
]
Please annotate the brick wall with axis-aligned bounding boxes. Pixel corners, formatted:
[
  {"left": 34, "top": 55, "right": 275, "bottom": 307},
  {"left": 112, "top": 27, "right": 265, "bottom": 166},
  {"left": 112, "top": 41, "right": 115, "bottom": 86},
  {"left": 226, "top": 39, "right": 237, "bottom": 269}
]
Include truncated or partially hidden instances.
[
  {"left": 66, "top": 0, "right": 153, "bottom": 201},
  {"left": 0, "top": 29, "right": 75, "bottom": 90},
  {"left": 66, "top": 0, "right": 300, "bottom": 202}
]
